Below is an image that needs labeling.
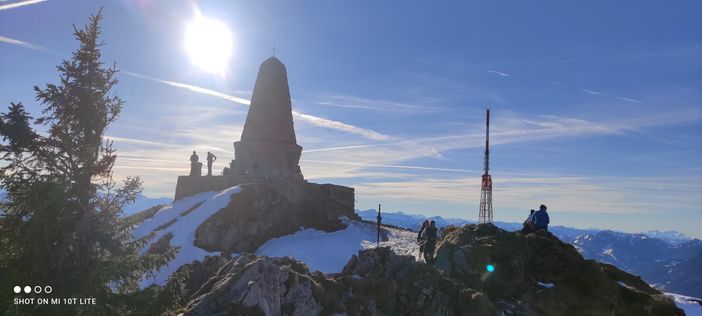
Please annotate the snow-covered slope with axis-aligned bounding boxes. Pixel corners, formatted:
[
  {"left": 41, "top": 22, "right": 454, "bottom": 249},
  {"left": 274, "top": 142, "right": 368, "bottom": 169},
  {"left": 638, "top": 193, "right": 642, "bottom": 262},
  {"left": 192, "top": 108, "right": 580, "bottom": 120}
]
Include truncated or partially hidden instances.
[
  {"left": 132, "top": 187, "right": 418, "bottom": 286},
  {"left": 134, "top": 186, "right": 241, "bottom": 288},
  {"left": 667, "top": 293, "right": 702, "bottom": 316},
  {"left": 256, "top": 219, "right": 418, "bottom": 273}
]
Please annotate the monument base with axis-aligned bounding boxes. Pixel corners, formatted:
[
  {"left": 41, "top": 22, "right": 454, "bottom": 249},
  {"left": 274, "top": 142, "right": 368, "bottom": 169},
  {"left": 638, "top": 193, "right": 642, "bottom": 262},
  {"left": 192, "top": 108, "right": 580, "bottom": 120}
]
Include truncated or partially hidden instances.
[{"left": 174, "top": 175, "right": 250, "bottom": 201}]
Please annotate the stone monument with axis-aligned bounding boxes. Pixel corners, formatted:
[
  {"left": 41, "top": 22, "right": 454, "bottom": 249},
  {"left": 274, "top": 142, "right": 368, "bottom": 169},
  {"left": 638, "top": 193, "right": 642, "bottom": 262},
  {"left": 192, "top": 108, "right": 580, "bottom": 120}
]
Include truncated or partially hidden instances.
[
  {"left": 173, "top": 57, "right": 353, "bottom": 207},
  {"left": 230, "top": 57, "right": 303, "bottom": 182}
]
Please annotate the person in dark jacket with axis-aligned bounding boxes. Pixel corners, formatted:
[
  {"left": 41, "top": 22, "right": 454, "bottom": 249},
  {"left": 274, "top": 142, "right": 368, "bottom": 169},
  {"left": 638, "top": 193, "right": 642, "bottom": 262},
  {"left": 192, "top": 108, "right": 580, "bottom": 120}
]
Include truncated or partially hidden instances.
[
  {"left": 417, "top": 220, "right": 429, "bottom": 259},
  {"left": 423, "top": 221, "right": 438, "bottom": 264},
  {"left": 533, "top": 204, "right": 550, "bottom": 231}
]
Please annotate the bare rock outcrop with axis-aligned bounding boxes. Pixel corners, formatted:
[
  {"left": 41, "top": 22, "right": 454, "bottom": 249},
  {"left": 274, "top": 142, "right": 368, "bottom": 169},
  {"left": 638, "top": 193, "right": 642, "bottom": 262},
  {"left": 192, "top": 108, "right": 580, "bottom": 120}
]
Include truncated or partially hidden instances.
[
  {"left": 194, "top": 182, "right": 357, "bottom": 253},
  {"left": 435, "top": 224, "right": 684, "bottom": 315},
  {"left": 158, "top": 224, "right": 682, "bottom": 316}
]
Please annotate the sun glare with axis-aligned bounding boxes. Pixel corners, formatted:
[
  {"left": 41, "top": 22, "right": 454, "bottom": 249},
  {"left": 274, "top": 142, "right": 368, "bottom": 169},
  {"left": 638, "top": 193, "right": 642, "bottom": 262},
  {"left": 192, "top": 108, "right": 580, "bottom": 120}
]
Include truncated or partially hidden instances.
[{"left": 184, "top": 15, "right": 233, "bottom": 74}]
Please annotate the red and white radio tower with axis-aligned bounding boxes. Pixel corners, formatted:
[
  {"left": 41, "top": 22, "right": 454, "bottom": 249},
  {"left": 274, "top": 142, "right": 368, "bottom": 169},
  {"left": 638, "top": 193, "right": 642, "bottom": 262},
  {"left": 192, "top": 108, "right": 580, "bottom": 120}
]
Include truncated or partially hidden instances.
[{"left": 479, "top": 109, "right": 493, "bottom": 223}]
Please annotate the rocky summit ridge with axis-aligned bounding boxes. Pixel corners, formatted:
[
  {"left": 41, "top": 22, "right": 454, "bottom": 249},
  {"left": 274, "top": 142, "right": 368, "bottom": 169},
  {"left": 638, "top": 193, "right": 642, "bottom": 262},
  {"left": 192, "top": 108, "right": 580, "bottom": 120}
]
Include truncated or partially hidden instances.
[{"left": 149, "top": 224, "right": 683, "bottom": 316}]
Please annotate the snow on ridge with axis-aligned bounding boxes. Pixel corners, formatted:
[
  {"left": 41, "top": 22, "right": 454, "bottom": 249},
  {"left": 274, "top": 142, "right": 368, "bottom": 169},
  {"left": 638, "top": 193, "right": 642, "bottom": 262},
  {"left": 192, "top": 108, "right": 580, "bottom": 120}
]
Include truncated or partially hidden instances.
[
  {"left": 666, "top": 293, "right": 702, "bottom": 316},
  {"left": 137, "top": 186, "right": 241, "bottom": 288},
  {"left": 256, "top": 219, "right": 419, "bottom": 274}
]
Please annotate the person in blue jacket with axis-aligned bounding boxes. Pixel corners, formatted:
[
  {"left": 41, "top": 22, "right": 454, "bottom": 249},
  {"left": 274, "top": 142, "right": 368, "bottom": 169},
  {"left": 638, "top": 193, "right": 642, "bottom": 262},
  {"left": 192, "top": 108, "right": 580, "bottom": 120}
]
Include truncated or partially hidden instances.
[{"left": 533, "top": 204, "right": 550, "bottom": 231}]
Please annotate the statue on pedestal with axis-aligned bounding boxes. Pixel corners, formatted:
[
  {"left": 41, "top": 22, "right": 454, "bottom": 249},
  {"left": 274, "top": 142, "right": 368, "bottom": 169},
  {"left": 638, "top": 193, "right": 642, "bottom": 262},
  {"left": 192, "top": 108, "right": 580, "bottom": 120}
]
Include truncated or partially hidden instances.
[
  {"left": 190, "top": 151, "right": 202, "bottom": 176},
  {"left": 206, "top": 151, "right": 217, "bottom": 176}
]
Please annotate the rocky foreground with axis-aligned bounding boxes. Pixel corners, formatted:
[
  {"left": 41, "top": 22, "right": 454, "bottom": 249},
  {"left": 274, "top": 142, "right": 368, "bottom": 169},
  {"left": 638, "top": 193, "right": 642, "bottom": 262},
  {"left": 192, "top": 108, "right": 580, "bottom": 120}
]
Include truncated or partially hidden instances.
[{"left": 146, "top": 224, "right": 683, "bottom": 315}]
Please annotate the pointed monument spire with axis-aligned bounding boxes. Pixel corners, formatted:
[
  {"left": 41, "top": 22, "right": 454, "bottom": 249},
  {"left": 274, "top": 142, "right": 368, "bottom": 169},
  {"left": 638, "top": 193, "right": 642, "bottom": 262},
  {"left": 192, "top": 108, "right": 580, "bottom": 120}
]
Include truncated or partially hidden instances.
[
  {"left": 232, "top": 57, "right": 303, "bottom": 182},
  {"left": 240, "top": 57, "right": 297, "bottom": 144}
]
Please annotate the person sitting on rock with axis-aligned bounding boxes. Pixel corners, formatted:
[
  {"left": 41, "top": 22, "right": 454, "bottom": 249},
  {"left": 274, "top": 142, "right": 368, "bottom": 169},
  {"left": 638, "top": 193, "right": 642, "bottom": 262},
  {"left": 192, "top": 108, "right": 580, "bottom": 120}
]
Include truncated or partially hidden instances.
[
  {"left": 533, "top": 204, "right": 550, "bottom": 231},
  {"left": 423, "top": 220, "right": 438, "bottom": 264},
  {"left": 417, "top": 220, "right": 429, "bottom": 260},
  {"left": 521, "top": 209, "right": 536, "bottom": 233}
]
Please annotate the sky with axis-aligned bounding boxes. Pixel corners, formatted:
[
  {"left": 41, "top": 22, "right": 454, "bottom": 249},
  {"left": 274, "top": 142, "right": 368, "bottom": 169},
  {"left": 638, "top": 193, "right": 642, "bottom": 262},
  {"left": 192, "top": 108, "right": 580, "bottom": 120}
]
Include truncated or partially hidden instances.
[{"left": 1, "top": 0, "right": 701, "bottom": 237}]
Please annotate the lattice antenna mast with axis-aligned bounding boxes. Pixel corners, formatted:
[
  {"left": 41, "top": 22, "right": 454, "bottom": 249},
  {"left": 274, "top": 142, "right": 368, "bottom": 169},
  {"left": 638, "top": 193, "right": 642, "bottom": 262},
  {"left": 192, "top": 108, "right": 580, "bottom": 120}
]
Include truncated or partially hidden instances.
[{"left": 479, "top": 109, "right": 493, "bottom": 223}]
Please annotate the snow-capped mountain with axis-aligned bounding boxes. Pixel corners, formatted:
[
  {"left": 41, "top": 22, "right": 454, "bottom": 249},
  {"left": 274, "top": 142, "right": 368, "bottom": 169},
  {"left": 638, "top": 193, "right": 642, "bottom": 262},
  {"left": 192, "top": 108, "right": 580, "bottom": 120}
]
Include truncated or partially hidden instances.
[
  {"left": 574, "top": 230, "right": 702, "bottom": 297},
  {"left": 123, "top": 193, "right": 172, "bottom": 216},
  {"left": 356, "top": 209, "right": 599, "bottom": 241},
  {"left": 642, "top": 230, "right": 692, "bottom": 245}
]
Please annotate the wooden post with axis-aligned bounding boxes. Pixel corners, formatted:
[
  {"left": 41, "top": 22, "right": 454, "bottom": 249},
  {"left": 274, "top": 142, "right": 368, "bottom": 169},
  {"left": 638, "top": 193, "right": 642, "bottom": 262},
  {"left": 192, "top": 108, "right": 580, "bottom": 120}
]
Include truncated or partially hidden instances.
[{"left": 377, "top": 204, "right": 382, "bottom": 247}]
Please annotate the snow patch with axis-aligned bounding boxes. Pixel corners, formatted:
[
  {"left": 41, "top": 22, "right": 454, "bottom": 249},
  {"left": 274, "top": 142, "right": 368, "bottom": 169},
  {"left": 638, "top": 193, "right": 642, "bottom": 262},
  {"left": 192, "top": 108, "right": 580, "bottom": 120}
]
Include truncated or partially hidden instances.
[
  {"left": 256, "top": 220, "right": 419, "bottom": 273},
  {"left": 136, "top": 186, "right": 241, "bottom": 288},
  {"left": 666, "top": 293, "right": 702, "bottom": 316}
]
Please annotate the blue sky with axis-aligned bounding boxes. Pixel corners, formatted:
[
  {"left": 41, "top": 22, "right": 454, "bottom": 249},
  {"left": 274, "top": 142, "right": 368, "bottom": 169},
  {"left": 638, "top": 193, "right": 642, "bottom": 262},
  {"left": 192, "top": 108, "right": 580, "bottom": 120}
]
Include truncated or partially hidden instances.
[{"left": 1, "top": 0, "right": 701, "bottom": 237}]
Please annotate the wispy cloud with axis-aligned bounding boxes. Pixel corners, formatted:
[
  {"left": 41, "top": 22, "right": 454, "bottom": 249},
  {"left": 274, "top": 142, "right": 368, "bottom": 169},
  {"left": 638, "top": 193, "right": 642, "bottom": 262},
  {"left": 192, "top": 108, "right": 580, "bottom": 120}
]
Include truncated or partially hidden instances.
[
  {"left": 548, "top": 81, "right": 566, "bottom": 86},
  {"left": 120, "top": 71, "right": 391, "bottom": 141},
  {"left": 616, "top": 96, "right": 642, "bottom": 104},
  {"left": 121, "top": 71, "right": 252, "bottom": 105},
  {"left": 301, "top": 159, "right": 482, "bottom": 174},
  {"left": 580, "top": 88, "right": 605, "bottom": 96},
  {"left": 314, "top": 95, "right": 433, "bottom": 113},
  {"left": 0, "top": 36, "right": 390, "bottom": 142},
  {"left": 0, "top": 35, "right": 53, "bottom": 53},
  {"left": 105, "top": 135, "right": 182, "bottom": 148},
  {"left": 352, "top": 174, "right": 702, "bottom": 214},
  {"left": 487, "top": 70, "right": 511, "bottom": 77},
  {"left": 0, "top": 0, "right": 46, "bottom": 11},
  {"left": 292, "top": 112, "right": 391, "bottom": 141}
]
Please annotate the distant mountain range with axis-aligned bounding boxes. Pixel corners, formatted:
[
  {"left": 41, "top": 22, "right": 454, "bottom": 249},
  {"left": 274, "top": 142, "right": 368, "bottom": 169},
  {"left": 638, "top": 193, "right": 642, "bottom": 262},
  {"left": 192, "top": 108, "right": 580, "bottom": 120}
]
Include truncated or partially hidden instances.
[
  {"left": 357, "top": 209, "right": 702, "bottom": 298},
  {"left": 123, "top": 193, "right": 171, "bottom": 216},
  {"left": 1, "top": 189, "right": 170, "bottom": 216}
]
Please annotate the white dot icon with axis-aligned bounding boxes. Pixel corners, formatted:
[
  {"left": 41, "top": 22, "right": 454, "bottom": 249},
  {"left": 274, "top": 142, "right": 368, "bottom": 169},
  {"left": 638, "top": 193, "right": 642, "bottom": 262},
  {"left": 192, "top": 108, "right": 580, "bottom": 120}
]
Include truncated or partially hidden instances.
[
  {"left": 13, "top": 286, "right": 21, "bottom": 293},
  {"left": 23, "top": 286, "right": 31, "bottom": 294}
]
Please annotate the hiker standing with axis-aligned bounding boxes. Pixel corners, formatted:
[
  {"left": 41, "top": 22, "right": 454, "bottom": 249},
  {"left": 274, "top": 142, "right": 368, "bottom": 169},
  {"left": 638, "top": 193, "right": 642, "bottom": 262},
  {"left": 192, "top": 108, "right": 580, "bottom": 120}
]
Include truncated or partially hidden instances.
[
  {"left": 533, "top": 204, "right": 550, "bottom": 231},
  {"left": 423, "top": 220, "right": 438, "bottom": 264},
  {"left": 417, "top": 220, "right": 429, "bottom": 260},
  {"left": 521, "top": 209, "right": 536, "bottom": 233},
  {"left": 206, "top": 151, "right": 217, "bottom": 176}
]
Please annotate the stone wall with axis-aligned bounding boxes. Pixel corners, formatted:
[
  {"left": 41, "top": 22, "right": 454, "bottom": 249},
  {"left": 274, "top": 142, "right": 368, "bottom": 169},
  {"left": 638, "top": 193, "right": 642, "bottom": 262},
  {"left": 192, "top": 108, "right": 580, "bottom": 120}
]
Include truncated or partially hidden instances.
[
  {"left": 194, "top": 181, "right": 358, "bottom": 253},
  {"left": 174, "top": 175, "right": 248, "bottom": 201}
]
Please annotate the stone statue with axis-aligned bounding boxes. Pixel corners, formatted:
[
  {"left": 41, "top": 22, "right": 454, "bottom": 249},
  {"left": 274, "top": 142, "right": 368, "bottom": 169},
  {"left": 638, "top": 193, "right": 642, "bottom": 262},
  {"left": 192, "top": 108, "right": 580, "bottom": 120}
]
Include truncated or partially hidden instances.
[
  {"left": 190, "top": 151, "right": 202, "bottom": 176},
  {"left": 206, "top": 151, "right": 217, "bottom": 176}
]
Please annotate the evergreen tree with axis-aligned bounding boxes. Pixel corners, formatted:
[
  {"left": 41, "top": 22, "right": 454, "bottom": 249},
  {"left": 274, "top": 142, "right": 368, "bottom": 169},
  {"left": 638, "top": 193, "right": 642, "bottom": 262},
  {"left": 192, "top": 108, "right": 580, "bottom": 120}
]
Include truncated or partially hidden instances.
[{"left": 0, "top": 10, "right": 175, "bottom": 315}]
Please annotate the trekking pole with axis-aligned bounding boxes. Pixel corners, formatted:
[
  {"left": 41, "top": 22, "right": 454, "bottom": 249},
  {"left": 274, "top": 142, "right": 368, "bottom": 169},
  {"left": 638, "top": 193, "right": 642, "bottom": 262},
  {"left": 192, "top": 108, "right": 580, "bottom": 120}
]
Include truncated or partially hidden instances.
[{"left": 377, "top": 204, "right": 382, "bottom": 247}]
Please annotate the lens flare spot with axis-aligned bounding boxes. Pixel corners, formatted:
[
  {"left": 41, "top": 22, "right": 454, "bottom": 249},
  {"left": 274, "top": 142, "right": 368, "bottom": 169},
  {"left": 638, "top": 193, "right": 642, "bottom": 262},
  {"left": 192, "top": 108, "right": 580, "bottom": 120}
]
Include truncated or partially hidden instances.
[{"left": 486, "top": 264, "right": 495, "bottom": 272}]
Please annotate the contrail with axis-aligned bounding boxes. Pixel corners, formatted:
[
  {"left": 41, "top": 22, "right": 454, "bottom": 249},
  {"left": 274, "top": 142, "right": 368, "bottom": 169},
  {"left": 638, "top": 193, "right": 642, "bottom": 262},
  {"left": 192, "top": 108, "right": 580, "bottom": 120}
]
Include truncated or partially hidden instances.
[
  {"left": 121, "top": 71, "right": 252, "bottom": 106},
  {"left": 292, "top": 112, "right": 391, "bottom": 141},
  {"left": 0, "top": 35, "right": 52, "bottom": 53},
  {"left": 580, "top": 89, "right": 605, "bottom": 96},
  {"left": 617, "top": 96, "right": 642, "bottom": 104},
  {"left": 0, "top": 0, "right": 46, "bottom": 11},
  {"left": 121, "top": 71, "right": 392, "bottom": 141},
  {"left": 3, "top": 34, "right": 393, "bottom": 141},
  {"left": 301, "top": 159, "right": 483, "bottom": 173},
  {"left": 487, "top": 70, "right": 511, "bottom": 77}
]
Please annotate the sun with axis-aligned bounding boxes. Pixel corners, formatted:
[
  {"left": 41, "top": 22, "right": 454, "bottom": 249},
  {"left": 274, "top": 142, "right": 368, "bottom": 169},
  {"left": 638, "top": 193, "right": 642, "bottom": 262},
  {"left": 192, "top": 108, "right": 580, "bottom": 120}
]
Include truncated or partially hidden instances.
[{"left": 184, "top": 15, "right": 233, "bottom": 74}]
